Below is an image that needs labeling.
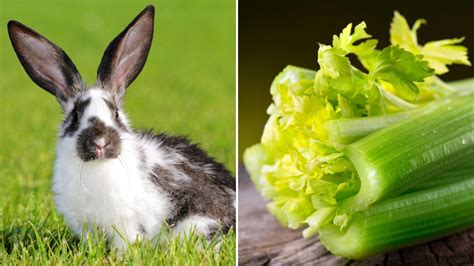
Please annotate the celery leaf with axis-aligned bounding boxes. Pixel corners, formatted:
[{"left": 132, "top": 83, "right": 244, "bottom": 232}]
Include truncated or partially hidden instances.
[
  {"left": 372, "top": 46, "right": 434, "bottom": 101},
  {"left": 390, "top": 11, "right": 471, "bottom": 74}
]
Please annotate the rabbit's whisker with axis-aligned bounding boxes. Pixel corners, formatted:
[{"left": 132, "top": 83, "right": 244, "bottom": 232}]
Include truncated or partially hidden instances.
[
  {"left": 117, "top": 155, "right": 133, "bottom": 192},
  {"left": 78, "top": 162, "right": 95, "bottom": 200},
  {"left": 119, "top": 147, "right": 136, "bottom": 155},
  {"left": 77, "top": 161, "right": 84, "bottom": 189}
]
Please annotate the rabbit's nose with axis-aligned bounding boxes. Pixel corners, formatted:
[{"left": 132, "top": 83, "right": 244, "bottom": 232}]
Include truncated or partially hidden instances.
[
  {"left": 93, "top": 137, "right": 110, "bottom": 158},
  {"left": 93, "top": 137, "right": 106, "bottom": 148}
]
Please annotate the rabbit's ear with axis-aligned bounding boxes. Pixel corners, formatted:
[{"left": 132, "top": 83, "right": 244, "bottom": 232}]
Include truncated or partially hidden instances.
[
  {"left": 97, "top": 5, "right": 154, "bottom": 99},
  {"left": 8, "top": 20, "right": 83, "bottom": 107}
]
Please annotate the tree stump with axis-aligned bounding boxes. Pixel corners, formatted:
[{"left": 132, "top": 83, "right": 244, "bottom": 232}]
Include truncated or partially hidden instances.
[{"left": 238, "top": 166, "right": 474, "bottom": 265}]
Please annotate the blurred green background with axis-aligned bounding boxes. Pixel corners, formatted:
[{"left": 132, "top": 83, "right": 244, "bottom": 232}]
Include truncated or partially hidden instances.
[
  {"left": 0, "top": 0, "right": 235, "bottom": 261},
  {"left": 238, "top": 0, "right": 474, "bottom": 159},
  {"left": 0, "top": 0, "right": 235, "bottom": 181}
]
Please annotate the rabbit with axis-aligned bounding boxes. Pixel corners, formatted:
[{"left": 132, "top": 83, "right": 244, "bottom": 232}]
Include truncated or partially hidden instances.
[{"left": 7, "top": 5, "right": 235, "bottom": 250}]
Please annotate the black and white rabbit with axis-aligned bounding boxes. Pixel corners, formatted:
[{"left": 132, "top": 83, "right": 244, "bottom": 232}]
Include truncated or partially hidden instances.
[{"left": 7, "top": 5, "right": 235, "bottom": 250}]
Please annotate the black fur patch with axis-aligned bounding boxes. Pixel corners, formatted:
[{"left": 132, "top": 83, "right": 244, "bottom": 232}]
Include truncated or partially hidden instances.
[
  {"left": 150, "top": 165, "right": 187, "bottom": 225},
  {"left": 207, "top": 224, "right": 221, "bottom": 241},
  {"left": 141, "top": 131, "right": 235, "bottom": 191},
  {"left": 76, "top": 116, "right": 121, "bottom": 161},
  {"left": 62, "top": 98, "right": 91, "bottom": 137},
  {"left": 137, "top": 224, "right": 146, "bottom": 234},
  {"left": 143, "top": 130, "right": 235, "bottom": 234}
]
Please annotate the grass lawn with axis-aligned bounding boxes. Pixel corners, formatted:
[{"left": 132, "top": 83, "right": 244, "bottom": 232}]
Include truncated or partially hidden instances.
[{"left": 0, "top": 0, "right": 236, "bottom": 264}]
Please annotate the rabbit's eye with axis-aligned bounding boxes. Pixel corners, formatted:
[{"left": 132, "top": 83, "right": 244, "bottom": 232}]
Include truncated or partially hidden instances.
[
  {"left": 114, "top": 109, "right": 119, "bottom": 120},
  {"left": 72, "top": 110, "right": 79, "bottom": 123}
]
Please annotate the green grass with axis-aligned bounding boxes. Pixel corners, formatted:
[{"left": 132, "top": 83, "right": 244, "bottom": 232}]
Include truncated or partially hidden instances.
[{"left": 0, "top": 0, "right": 235, "bottom": 264}]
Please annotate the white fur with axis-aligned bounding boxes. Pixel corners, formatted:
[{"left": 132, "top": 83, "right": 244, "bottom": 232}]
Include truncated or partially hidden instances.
[
  {"left": 173, "top": 215, "right": 218, "bottom": 237},
  {"left": 52, "top": 89, "right": 215, "bottom": 250}
]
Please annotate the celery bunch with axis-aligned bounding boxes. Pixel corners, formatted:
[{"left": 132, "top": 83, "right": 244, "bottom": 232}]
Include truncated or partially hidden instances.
[{"left": 244, "top": 11, "right": 473, "bottom": 259}]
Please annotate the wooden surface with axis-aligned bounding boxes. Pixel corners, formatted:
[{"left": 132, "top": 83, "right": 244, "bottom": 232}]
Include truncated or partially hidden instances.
[{"left": 238, "top": 166, "right": 474, "bottom": 265}]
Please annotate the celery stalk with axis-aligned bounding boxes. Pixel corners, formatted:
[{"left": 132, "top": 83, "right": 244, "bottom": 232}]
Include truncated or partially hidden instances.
[
  {"left": 319, "top": 176, "right": 474, "bottom": 259},
  {"left": 325, "top": 111, "right": 420, "bottom": 148},
  {"left": 344, "top": 94, "right": 474, "bottom": 211},
  {"left": 404, "top": 160, "right": 474, "bottom": 194},
  {"left": 326, "top": 78, "right": 474, "bottom": 148}
]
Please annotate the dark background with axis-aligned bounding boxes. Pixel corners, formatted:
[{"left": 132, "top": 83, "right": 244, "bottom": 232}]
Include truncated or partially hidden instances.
[{"left": 238, "top": 0, "right": 474, "bottom": 158}]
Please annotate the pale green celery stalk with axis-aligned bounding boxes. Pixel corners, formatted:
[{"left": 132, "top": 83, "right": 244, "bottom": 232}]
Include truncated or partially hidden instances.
[
  {"left": 404, "top": 160, "right": 474, "bottom": 194},
  {"left": 325, "top": 77, "right": 474, "bottom": 147},
  {"left": 344, "top": 93, "right": 474, "bottom": 211},
  {"left": 319, "top": 175, "right": 474, "bottom": 259},
  {"left": 325, "top": 111, "right": 420, "bottom": 148}
]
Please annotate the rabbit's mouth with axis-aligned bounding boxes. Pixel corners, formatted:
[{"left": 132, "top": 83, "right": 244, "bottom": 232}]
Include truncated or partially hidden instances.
[{"left": 76, "top": 117, "right": 121, "bottom": 162}]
